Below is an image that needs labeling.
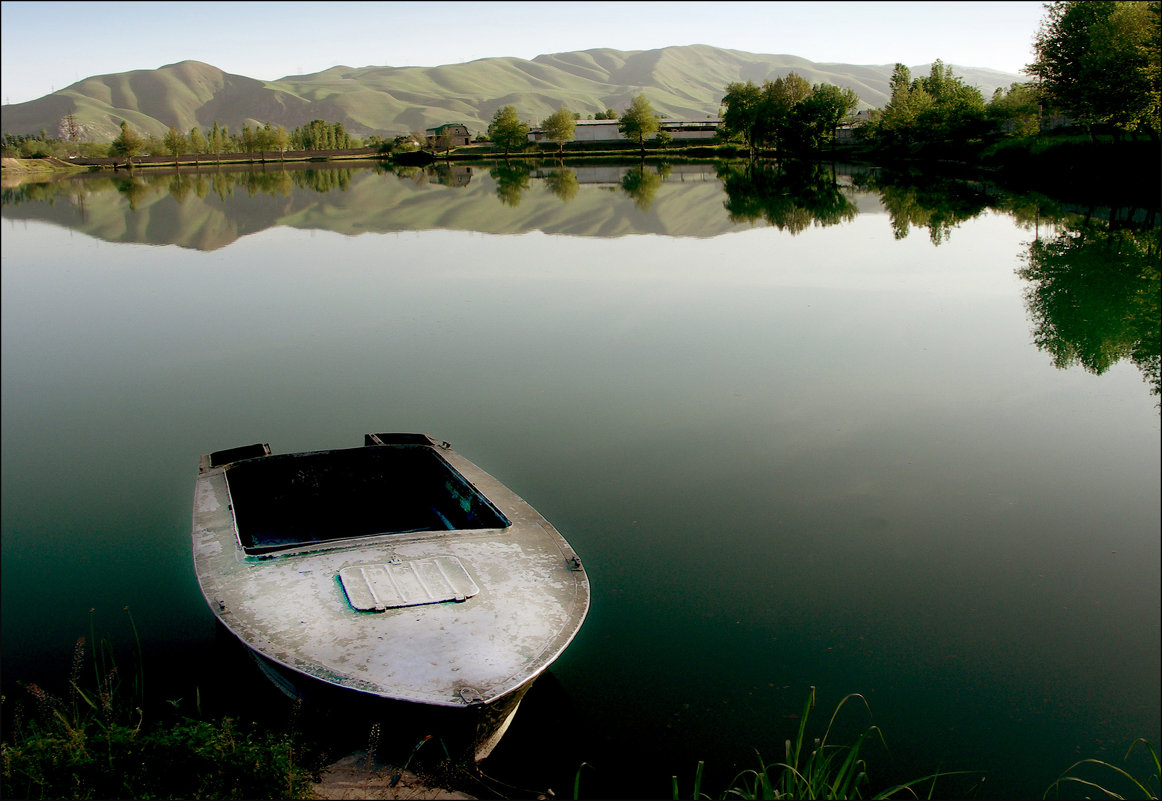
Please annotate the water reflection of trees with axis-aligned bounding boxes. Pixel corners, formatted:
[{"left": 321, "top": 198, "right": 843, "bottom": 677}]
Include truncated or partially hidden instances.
[
  {"left": 543, "top": 168, "right": 579, "bottom": 203},
  {"left": 717, "top": 163, "right": 1160, "bottom": 405},
  {"left": 717, "top": 161, "right": 857, "bottom": 233},
  {"left": 1019, "top": 218, "right": 1160, "bottom": 403},
  {"left": 111, "top": 176, "right": 156, "bottom": 211},
  {"left": 2, "top": 166, "right": 365, "bottom": 210},
  {"left": 855, "top": 169, "right": 991, "bottom": 245},
  {"left": 391, "top": 164, "right": 475, "bottom": 188},
  {"left": 289, "top": 169, "right": 353, "bottom": 194},
  {"left": 490, "top": 162, "right": 532, "bottom": 207},
  {"left": 620, "top": 165, "right": 663, "bottom": 211},
  {"left": 90, "top": 168, "right": 351, "bottom": 209},
  {"left": 2, "top": 181, "right": 75, "bottom": 206},
  {"left": 428, "top": 164, "right": 473, "bottom": 188}
]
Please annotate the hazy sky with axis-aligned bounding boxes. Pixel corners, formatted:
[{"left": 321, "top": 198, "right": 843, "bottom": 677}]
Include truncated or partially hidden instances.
[{"left": 1, "top": 1, "right": 1046, "bottom": 105}]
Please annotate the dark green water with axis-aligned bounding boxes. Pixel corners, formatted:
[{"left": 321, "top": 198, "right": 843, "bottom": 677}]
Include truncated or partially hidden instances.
[{"left": 2, "top": 161, "right": 1158, "bottom": 798}]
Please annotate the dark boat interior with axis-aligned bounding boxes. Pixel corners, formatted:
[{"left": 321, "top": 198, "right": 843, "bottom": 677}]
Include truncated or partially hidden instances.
[{"left": 221, "top": 441, "right": 510, "bottom": 554}]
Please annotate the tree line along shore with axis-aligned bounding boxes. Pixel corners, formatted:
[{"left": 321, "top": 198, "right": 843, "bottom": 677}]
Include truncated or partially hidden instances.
[{"left": 4, "top": 1, "right": 1158, "bottom": 175}]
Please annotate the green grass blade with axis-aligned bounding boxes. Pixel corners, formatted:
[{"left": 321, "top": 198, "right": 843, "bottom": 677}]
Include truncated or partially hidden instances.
[
  {"left": 874, "top": 770, "right": 978, "bottom": 800},
  {"left": 789, "top": 686, "right": 817, "bottom": 770},
  {"left": 71, "top": 682, "right": 99, "bottom": 712},
  {"left": 1045, "top": 774, "right": 1127, "bottom": 800},
  {"left": 828, "top": 737, "right": 869, "bottom": 795},
  {"left": 1124, "top": 738, "right": 1160, "bottom": 783},
  {"left": 1045, "top": 755, "right": 1157, "bottom": 800},
  {"left": 123, "top": 605, "right": 144, "bottom": 704}
]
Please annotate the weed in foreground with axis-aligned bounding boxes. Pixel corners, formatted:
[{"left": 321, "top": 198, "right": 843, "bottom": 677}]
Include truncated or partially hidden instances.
[
  {"left": 671, "top": 686, "right": 978, "bottom": 800},
  {"left": 1044, "top": 738, "right": 1160, "bottom": 800},
  {"left": 1, "top": 608, "right": 323, "bottom": 800}
]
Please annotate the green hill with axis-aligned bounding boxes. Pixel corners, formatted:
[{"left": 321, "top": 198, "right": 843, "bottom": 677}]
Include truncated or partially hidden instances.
[{"left": 0, "top": 45, "right": 1024, "bottom": 141}]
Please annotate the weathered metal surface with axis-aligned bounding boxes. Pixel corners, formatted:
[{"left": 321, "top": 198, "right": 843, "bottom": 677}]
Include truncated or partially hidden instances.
[{"left": 191, "top": 433, "right": 590, "bottom": 717}]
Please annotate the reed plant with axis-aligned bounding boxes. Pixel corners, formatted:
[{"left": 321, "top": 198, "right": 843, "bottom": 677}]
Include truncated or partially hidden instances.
[
  {"left": 1, "top": 608, "right": 323, "bottom": 799},
  {"left": 671, "top": 686, "right": 975, "bottom": 800},
  {"left": 1044, "top": 738, "right": 1160, "bottom": 800}
]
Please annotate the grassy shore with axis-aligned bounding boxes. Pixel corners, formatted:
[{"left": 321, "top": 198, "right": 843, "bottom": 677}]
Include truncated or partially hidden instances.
[
  {"left": 5, "top": 632, "right": 1157, "bottom": 801},
  {"left": 1, "top": 156, "right": 88, "bottom": 173}
]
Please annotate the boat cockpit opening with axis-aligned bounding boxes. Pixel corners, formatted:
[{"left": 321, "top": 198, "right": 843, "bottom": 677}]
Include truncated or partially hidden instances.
[{"left": 223, "top": 444, "right": 510, "bottom": 555}]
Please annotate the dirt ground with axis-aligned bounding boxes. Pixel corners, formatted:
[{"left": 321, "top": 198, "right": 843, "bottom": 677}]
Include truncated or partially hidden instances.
[{"left": 310, "top": 751, "right": 476, "bottom": 800}]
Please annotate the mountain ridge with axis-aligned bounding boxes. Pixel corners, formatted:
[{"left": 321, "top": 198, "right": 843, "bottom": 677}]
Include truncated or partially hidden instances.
[{"left": 0, "top": 45, "right": 1025, "bottom": 141}]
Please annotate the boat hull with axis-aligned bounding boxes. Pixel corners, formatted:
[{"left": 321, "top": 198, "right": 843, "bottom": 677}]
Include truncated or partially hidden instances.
[{"left": 244, "top": 641, "right": 531, "bottom": 762}]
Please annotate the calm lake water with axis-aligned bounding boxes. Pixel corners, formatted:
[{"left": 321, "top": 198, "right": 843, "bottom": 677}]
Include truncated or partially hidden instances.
[{"left": 2, "top": 160, "right": 1159, "bottom": 799}]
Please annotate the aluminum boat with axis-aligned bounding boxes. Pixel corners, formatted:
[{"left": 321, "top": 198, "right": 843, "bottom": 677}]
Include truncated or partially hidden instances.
[{"left": 191, "top": 433, "right": 590, "bottom": 760}]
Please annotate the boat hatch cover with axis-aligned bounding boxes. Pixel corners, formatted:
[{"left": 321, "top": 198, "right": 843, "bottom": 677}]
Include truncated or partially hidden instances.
[{"left": 338, "top": 556, "right": 480, "bottom": 611}]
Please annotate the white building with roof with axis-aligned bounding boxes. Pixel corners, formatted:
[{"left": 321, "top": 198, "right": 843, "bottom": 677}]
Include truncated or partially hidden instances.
[{"left": 528, "top": 118, "right": 721, "bottom": 143}]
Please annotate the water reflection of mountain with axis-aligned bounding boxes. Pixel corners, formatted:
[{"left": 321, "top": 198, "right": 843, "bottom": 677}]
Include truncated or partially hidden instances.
[
  {"left": 4, "top": 160, "right": 1158, "bottom": 402},
  {"left": 1, "top": 161, "right": 892, "bottom": 250}
]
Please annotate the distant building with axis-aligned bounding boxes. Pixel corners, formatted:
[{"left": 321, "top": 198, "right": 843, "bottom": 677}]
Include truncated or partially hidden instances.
[
  {"left": 658, "top": 118, "right": 721, "bottom": 140},
  {"left": 425, "top": 123, "right": 471, "bottom": 147},
  {"left": 836, "top": 109, "right": 874, "bottom": 144},
  {"left": 527, "top": 118, "right": 722, "bottom": 144},
  {"left": 530, "top": 119, "right": 618, "bottom": 143}
]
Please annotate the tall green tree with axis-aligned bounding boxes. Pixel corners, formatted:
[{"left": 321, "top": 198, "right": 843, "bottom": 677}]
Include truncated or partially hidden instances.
[
  {"left": 791, "top": 83, "right": 860, "bottom": 153},
  {"left": 871, "top": 60, "right": 985, "bottom": 149},
  {"left": 239, "top": 123, "right": 257, "bottom": 153},
  {"left": 109, "top": 120, "right": 144, "bottom": 164},
  {"left": 889, "top": 63, "right": 912, "bottom": 98},
  {"left": 1028, "top": 0, "right": 1161, "bottom": 139},
  {"left": 618, "top": 94, "right": 659, "bottom": 156},
  {"left": 487, "top": 105, "right": 529, "bottom": 158},
  {"left": 188, "top": 126, "right": 207, "bottom": 160},
  {"left": 917, "top": 60, "right": 987, "bottom": 142},
  {"left": 760, "top": 72, "right": 812, "bottom": 152},
  {"left": 267, "top": 124, "right": 290, "bottom": 159},
  {"left": 988, "top": 83, "right": 1042, "bottom": 137},
  {"left": 145, "top": 133, "right": 166, "bottom": 156},
  {"left": 163, "top": 125, "right": 186, "bottom": 165},
  {"left": 719, "top": 80, "right": 765, "bottom": 154},
  {"left": 434, "top": 129, "right": 456, "bottom": 157},
  {"left": 253, "top": 124, "right": 272, "bottom": 153},
  {"left": 876, "top": 63, "right": 930, "bottom": 145},
  {"left": 207, "top": 122, "right": 228, "bottom": 163},
  {"left": 294, "top": 119, "right": 336, "bottom": 150},
  {"left": 541, "top": 107, "right": 576, "bottom": 153}
]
